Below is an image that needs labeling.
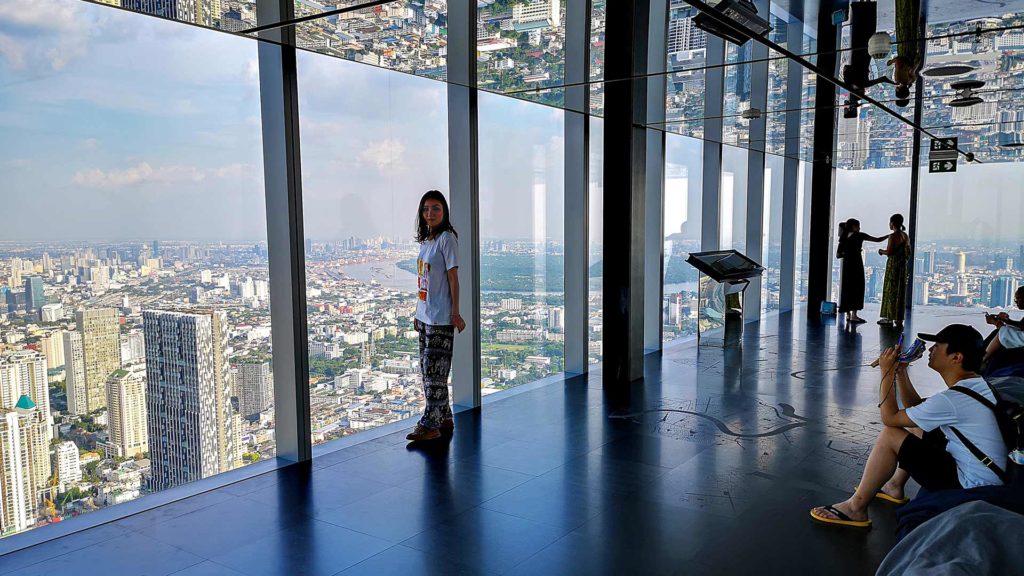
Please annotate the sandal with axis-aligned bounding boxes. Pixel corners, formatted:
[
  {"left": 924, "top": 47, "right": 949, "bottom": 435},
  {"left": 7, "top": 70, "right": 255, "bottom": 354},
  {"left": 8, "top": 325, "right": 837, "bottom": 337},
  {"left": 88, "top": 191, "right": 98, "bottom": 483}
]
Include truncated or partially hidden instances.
[
  {"left": 854, "top": 486, "right": 909, "bottom": 505},
  {"left": 809, "top": 505, "right": 871, "bottom": 528}
]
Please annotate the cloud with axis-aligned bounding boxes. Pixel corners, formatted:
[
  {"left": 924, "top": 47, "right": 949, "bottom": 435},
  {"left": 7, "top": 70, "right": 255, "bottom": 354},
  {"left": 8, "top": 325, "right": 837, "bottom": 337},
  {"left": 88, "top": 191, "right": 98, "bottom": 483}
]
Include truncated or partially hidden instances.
[
  {"left": 355, "top": 139, "right": 407, "bottom": 172},
  {"left": 0, "top": 33, "right": 25, "bottom": 69},
  {"left": 81, "top": 138, "right": 100, "bottom": 151},
  {"left": 72, "top": 162, "right": 259, "bottom": 188},
  {"left": 3, "top": 158, "right": 31, "bottom": 169}
]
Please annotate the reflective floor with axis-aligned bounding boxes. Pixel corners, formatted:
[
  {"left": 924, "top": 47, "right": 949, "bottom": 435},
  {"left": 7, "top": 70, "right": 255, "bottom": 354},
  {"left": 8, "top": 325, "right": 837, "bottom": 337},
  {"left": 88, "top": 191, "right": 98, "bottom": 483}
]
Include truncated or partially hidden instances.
[{"left": 0, "top": 306, "right": 994, "bottom": 576}]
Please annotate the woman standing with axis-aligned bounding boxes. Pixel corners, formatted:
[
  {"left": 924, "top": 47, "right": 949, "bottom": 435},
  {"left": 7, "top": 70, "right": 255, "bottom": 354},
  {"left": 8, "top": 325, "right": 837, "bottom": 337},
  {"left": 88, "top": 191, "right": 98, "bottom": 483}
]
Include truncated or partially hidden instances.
[
  {"left": 836, "top": 218, "right": 889, "bottom": 323},
  {"left": 407, "top": 190, "right": 466, "bottom": 442},
  {"left": 877, "top": 214, "right": 911, "bottom": 327}
]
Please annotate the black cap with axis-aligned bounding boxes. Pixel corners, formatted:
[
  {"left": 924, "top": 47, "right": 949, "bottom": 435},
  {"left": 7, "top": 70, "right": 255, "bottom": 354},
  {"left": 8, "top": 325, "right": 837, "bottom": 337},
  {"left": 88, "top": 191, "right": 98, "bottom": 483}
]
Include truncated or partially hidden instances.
[{"left": 918, "top": 324, "right": 985, "bottom": 371}]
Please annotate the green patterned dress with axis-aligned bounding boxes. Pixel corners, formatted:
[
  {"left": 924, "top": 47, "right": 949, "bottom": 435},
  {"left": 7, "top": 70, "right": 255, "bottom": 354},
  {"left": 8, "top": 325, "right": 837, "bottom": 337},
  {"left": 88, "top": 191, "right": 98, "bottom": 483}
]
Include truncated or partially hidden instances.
[{"left": 880, "top": 239, "right": 910, "bottom": 322}]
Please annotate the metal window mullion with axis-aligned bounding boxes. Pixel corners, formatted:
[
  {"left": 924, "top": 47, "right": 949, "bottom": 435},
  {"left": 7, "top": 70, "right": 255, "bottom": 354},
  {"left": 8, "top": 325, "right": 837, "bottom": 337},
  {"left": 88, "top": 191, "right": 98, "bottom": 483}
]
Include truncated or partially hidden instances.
[
  {"left": 564, "top": 0, "right": 590, "bottom": 375},
  {"left": 701, "top": 36, "right": 726, "bottom": 252},
  {"left": 257, "top": 0, "right": 311, "bottom": 462},
  {"left": 447, "top": 0, "right": 482, "bottom": 409},
  {"left": 779, "top": 16, "right": 804, "bottom": 312},
  {"left": 906, "top": 81, "right": 924, "bottom": 315},
  {"left": 743, "top": 1, "right": 770, "bottom": 322},
  {"left": 644, "top": 0, "right": 668, "bottom": 352}
]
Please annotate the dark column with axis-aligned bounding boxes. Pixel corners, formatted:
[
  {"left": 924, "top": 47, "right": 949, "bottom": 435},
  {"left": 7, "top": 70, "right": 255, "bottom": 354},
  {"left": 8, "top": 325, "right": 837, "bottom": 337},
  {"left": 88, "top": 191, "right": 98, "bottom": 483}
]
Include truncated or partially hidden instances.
[
  {"left": 603, "top": 0, "right": 650, "bottom": 386},
  {"left": 806, "top": 6, "right": 842, "bottom": 318}
]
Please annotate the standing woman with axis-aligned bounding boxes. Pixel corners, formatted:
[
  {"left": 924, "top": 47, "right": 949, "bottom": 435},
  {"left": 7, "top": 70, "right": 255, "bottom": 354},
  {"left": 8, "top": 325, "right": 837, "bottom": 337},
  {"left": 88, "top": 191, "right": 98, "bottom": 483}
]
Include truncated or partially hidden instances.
[
  {"left": 877, "top": 214, "right": 911, "bottom": 327},
  {"left": 407, "top": 190, "right": 466, "bottom": 442},
  {"left": 836, "top": 218, "right": 889, "bottom": 323}
]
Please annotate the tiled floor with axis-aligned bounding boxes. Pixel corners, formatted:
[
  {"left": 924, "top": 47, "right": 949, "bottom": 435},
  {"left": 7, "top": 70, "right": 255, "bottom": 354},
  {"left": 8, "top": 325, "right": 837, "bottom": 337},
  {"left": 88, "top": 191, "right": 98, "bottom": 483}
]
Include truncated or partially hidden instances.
[{"left": 0, "top": 306, "right": 996, "bottom": 576}]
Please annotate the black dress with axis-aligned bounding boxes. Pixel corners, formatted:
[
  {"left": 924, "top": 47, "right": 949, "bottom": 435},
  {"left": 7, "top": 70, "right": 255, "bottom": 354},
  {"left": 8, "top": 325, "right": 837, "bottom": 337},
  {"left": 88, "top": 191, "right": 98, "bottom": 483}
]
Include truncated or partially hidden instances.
[{"left": 837, "top": 232, "right": 867, "bottom": 313}]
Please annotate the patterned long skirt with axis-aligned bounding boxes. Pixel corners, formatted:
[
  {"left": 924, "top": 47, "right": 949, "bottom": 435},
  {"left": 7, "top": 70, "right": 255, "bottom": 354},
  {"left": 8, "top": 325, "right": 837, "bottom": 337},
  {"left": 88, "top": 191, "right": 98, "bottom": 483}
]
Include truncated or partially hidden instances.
[{"left": 416, "top": 321, "right": 455, "bottom": 429}]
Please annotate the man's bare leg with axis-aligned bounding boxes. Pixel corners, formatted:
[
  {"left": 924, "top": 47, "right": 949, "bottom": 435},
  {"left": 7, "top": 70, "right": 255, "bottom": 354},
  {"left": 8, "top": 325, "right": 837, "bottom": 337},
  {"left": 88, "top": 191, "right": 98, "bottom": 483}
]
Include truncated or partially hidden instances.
[{"left": 813, "top": 426, "right": 910, "bottom": 522}]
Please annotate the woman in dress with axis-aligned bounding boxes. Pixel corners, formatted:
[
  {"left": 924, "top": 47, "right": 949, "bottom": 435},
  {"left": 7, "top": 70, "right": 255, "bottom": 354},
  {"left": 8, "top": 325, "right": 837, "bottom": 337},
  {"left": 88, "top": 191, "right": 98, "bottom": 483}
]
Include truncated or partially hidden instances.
[
  {"left": 877, "top": 214, "right": 911, "bottom": 327},
  {"left": 406, "top": 190, "right": 466, "bottom": 442},
  {"left": 836, "top": 218, "right": 889, "bottom": 323}
]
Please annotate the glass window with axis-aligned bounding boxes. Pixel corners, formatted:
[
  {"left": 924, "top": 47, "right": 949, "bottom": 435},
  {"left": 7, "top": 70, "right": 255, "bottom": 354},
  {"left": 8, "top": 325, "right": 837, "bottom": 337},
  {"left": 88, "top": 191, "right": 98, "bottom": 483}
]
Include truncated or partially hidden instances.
[
  {"left": 271, "top": 1, "right": 449, "bottom": 81},
  {"left": 912, "top": 14, "right": 1024, "bottom": 309},
  {"left": 0, "top": 0, "right": 271, "bottom": 536},
  {"left": 665, "top": 1, "right": 706, "bottom": 139},
  {"left": 296, "top": 50, "right": 450, "bottom": 445},
  {"left": 477, "top": 0, "right": 567, "bottom": 107},
  {"left": 589, "top": 119, "right": 603, "bottom": 363},
  {"left": 916, "top": 163, "right": 1024, "bottom": 309},
  {"left": 832, "top": 167, "right": 911, "bottom": 304},
  {"left": 590, "top": 0, "right": 606, "bottom": 116},
  {"left": 762, "top": 154, "right": 785, "bottom": 313},
  {"left": 662, "top": 133, "right": 703, "bottom": 342},
  {"left": 722, "top": 42, "right": 753, "bottom": 147},
  {"left": 721, "top": 145, "right": 749, "bottom": 253},
  {"left": 795, "top": 160, "right": 813, "bottom": 302},
  {"left": 478, "top": 92, "right": 564, "bottom": 393}
]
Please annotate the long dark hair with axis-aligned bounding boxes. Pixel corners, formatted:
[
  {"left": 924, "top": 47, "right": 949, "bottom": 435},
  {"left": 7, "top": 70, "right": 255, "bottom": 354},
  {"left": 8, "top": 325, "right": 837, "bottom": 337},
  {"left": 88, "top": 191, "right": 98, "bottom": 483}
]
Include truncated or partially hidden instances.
[
  {"left": 415, "top": 190, "right": 458, "bottom": 243},
  {"left": 890, "top": 213, "right": 906, "bottom": 231},
  {"left": 838, "top": 218, "right": 860, "bottom": 239}
]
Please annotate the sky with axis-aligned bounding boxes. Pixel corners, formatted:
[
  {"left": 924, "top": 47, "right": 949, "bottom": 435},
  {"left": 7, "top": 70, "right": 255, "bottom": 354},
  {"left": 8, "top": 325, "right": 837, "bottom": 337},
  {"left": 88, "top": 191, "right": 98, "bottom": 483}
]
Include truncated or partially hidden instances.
[{"left": 1, "top": 0, "right": 1023, "bottom": 247}]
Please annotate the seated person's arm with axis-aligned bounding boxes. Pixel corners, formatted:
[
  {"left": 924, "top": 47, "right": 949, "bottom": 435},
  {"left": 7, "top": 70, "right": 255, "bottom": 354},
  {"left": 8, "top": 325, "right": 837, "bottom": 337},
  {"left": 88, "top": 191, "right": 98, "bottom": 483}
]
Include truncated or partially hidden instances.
[
  {"left": 878, "top": 346, "right": 917, "bottom": 428},
  {"left": 895, "top": 364, "right": 924, "bottom": 409}
]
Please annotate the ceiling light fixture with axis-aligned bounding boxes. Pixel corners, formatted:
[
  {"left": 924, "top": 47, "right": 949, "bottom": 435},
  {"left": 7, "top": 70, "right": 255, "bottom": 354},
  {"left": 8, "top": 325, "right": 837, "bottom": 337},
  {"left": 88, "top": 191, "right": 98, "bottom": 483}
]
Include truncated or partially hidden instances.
[
  {"left": 948, "top": 80, "right": 985, "bottom": 107},
  {"left": 922, "top": 65, "right": 975, "bottom": 77}
]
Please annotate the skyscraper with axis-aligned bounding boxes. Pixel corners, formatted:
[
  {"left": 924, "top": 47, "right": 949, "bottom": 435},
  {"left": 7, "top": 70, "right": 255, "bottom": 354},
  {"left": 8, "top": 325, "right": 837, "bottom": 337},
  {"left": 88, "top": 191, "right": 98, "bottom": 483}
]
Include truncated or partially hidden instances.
[
  {"left": 0, "top": 397, "right": 50, "bottom": 534},
  {"left": 106, "top": 363, "right": 149, "bottom": 459},
  {"left": 144, "top": 309, "right": 241, "bottom": 491},
  {"left": 991, "top": 276, "right": 1019, "bottom": 308},
  {"left": 236, "top": 361, "right": 272, "bottom": 419},
  {"left": 23, "top": 277, "right": 44, "bottom": 314},
  {"left": 0, "top": 351, "right": 51, "bottom": 420},
  {"left": 65, "top": 309, "right": 121, "bottom": 415},
  {"left": 55, "top": 441, "right": 82, "bottom": 489},
  {"left": 957, "top": 251, "right": 966, "bottom": 274}
]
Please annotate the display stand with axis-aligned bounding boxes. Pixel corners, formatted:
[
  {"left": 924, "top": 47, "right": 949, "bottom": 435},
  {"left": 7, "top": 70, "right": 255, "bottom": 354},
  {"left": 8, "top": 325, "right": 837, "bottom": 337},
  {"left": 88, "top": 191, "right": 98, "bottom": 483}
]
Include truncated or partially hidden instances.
[{"left": 685, "top": 250, "right": 765, "bottom": 347}]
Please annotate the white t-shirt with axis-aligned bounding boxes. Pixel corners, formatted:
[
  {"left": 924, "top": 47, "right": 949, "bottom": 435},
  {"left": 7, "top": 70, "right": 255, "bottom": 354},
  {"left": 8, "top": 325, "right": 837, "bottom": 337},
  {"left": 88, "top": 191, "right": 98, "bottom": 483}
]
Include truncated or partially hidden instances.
[
  {"left": 415, "top": 230, "right": 459, "bottom": 326},
  {"left": 906, "top": 377, "right": 1008, "bottom": 488}
]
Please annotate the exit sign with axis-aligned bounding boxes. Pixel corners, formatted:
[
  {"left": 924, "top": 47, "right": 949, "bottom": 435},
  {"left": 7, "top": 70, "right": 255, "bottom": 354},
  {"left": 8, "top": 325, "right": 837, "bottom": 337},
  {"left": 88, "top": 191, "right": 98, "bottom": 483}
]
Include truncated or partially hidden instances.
[{"left": 929, "top": 159, "right": 957, "bottom": 173}]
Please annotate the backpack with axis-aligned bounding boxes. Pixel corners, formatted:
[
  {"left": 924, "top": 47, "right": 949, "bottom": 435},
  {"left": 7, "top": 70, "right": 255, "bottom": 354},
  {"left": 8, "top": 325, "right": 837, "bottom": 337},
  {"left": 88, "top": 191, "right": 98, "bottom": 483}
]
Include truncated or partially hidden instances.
[{"left": 949, "top": 377, "right": 1024, "bottom": 487}]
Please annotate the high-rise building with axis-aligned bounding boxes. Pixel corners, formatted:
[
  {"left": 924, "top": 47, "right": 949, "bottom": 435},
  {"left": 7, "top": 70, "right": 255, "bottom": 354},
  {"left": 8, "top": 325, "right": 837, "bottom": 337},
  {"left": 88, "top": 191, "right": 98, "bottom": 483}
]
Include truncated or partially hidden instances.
[
  {"left": 119, "top": 330, "right": 146, "bottom": 367},
  {"left": 547, "top": 307, "right": 564, "bottom": 330},
  {"left": 511, "top": 0, "right": 560, "bottom": 29},
  {"left": 55, "top": 440, "right": 82, "bottom": 489},
  {"left": 0, "top": 351, "right": 51, "bottom": 420},
  {"left": 39, "top": 330, "right": 65, "bottom": 375},
  {"left": 9, "top": 259, "right": 22, "bottom": 295},
  {"left": 236, "top": 361, "right": 272, "bottom": 419},
  {"left": 66, "top": 309, "right": 121, "bottom": 414},
  {"left": 957, "top": 251, "right": 966, "bottom": 274},
  {"left": 62, "top": 332, "right": 86, "bottom": 415},
  {"left": 40, "top": 303, "right": 62, "bottom": 323},
  {"left": 501, "top": 298, "right": 523, "bottom": 311},
  {"left": 23, "top": 277, "right": 44, "bottom": 313},
  {"left": 0, "top": 397, "right": 50, "bottom": 534},
  {"left": 667, "top": 11, "right": 706, "bottom": 54},
  {"left": 106, "top": 363, "right": 149, "bottom": 459},
  {"left": 122, "top": 0, "right": 196, "bottom": 22},
  {"left": 991, "top": 276, "right": 1019, "bottom": 308},
  {"left": 144, "top": 309, "right": 241, "bottom": 491},
  {"left": 151, "top": 240, "right": 161, "bottom": 257},
  {"left": 923, "top": 249, "right": 935, "bottom": 274},
  {"left": 914, "top": 279, "right": 930, "bottom": 306}
]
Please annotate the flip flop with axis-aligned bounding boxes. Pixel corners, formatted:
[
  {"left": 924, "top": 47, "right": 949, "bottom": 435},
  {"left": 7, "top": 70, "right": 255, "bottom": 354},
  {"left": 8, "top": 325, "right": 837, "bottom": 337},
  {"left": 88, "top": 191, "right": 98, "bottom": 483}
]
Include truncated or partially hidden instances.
[
  {"left": 854, "top": 486, "right": 910, "bottom": 505},
  {"left": 810, "top": 505, "right": 872, "bottom": 528}
]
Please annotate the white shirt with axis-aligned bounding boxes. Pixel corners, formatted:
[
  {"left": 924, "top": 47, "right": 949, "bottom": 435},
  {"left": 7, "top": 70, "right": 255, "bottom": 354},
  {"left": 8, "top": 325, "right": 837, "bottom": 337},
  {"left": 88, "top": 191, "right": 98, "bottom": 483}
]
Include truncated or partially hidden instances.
[
  {"left": 906, "top": 377, "right": 1008, "bottom": 488},
  {"left": 415, "top": 230, "right": 459, "bottom": 326}
]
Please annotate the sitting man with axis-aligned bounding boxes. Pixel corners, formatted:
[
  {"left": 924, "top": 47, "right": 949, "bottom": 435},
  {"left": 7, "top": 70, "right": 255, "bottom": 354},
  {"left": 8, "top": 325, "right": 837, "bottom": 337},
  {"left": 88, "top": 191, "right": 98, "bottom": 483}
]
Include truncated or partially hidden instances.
[
  {"left": 810, "top": 324, "right": 1007, "bottom": 528},
  {"left": 984, "top": 286, "right": 1024, "bottom": 365}
]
